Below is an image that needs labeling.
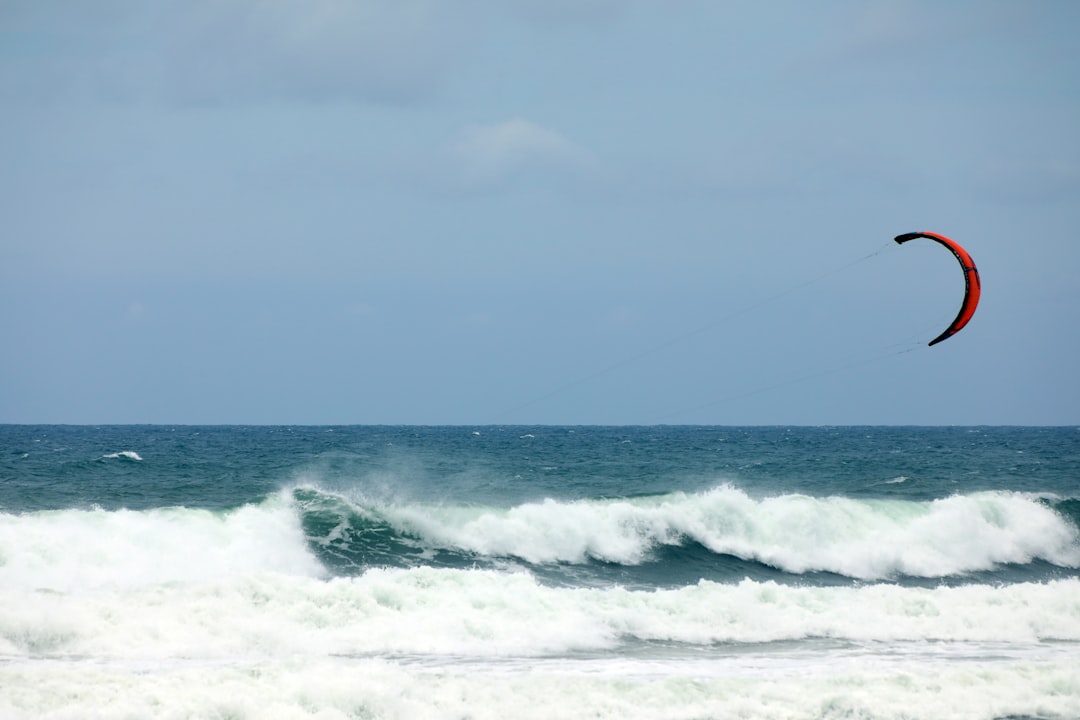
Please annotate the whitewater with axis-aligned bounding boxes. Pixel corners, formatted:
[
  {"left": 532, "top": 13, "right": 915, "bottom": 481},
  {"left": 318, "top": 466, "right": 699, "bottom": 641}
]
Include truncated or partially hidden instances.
[{"left": 1, "top": 425, "right": 1078, "bottom": 719}]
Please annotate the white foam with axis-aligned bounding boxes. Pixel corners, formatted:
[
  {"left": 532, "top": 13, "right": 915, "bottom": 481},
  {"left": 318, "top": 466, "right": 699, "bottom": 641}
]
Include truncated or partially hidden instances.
[
  {"left": 1, "top": 656, "right": 1078, "bottom": 720},
  {"left": 2, "top": 509, "right": 1078, "bottom": 720},
  {"left": 0, "top": 495, "right": 324, "bottom": 593},
  {"left": 100, "top": 451, "right": 142, "bottom": 461},
  {"left": 2, "top": 568, "right": 1078, "bottom": 661},
  {"left": 379, "top": 486, "right": 1080, "bottom": 578}
]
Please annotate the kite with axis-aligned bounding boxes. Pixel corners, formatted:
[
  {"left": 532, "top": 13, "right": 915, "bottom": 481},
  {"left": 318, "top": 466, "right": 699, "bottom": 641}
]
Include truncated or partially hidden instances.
[{"left": 894, "top": 231, "right": 981, "bottom": 346}]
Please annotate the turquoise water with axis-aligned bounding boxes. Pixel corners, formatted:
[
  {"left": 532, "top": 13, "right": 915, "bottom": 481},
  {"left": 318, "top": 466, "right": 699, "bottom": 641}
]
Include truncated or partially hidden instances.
[{"left": 2, "top": 425, "right": 1079, "bottom": 719}]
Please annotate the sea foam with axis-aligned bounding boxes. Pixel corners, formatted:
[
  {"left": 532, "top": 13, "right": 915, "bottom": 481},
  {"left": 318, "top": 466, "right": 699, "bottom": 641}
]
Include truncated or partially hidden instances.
[
  {"left": 100, "top": 451, "right": 143, "bottom": 461},
  {"left": 3, "top": 567, "right": 1079, "bottom": 661},
  {"left": 0, "top": 495, "right": 323, "bottom": 593},
  {"left": 3, "top": 657, "right": 1078, "bottom": 720},
  {"left": 354, "top": 485, "right": 1080, "bottom": 579}
]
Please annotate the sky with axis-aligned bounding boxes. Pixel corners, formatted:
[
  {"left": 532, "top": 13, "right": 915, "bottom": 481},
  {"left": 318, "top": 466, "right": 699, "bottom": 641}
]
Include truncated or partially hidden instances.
[{"left": 1, "top": 0, "right": 1078, "bottom": 425}]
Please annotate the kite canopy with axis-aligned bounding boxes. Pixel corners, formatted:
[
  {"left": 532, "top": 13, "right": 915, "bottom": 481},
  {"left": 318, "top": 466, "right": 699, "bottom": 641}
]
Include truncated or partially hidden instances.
[{"left": 894, "top": 231, "right": 981, "bottom": 347}]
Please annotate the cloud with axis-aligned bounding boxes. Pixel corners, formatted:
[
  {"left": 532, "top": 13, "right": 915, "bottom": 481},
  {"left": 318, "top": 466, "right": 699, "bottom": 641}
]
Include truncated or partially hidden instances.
[{"left": 441, "top": 118, "right": 597, "bottom": 190}]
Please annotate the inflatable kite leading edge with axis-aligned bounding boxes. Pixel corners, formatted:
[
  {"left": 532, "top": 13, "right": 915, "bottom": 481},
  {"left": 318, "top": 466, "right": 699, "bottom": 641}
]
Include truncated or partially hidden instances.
[{"left": 894, "top": 231, "right": 981, "bottom": 347}]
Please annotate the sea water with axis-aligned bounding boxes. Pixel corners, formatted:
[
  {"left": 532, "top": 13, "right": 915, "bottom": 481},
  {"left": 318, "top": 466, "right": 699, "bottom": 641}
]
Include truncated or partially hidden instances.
[{"left": 1, "top": 425, "right": 1078, "bottom": 719}]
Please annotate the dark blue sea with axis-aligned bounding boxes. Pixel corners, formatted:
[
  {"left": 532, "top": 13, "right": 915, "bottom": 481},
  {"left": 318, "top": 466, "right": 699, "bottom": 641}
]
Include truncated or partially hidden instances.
[{"left": 2, "top": 425, "right": 1078, "bottom": 719}]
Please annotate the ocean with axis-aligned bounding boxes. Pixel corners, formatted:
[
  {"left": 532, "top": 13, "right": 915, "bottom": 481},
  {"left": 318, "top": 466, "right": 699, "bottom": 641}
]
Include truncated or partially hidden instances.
[{"left": 1, "top": 425, "right": 1078, "bottom": 719}]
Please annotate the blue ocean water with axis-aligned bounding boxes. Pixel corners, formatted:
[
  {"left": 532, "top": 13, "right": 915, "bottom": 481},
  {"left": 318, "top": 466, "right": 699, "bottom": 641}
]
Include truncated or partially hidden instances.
[{"left": 2, "top": 425, "right": 1079, "bottom": 719}]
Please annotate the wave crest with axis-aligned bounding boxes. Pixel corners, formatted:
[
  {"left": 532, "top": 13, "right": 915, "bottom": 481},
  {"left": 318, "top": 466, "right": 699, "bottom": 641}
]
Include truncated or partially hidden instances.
[
  {"left": 0, "top": 494, "right": 324, "bottom": 592},
  {"left": 298, "top": 485, "right": 1080, "bottom": 580},
  {"left": 99, "top": 451, "right": 143, "bottom": 461}
]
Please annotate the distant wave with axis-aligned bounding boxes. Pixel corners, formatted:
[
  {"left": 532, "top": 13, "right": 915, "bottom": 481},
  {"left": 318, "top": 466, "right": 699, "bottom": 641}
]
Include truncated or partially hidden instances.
[
  {"left": 294, "top": 485, "right": 1080, "bottom": 581},
  {"left": 100, "top": 451, "right": 143, "bottom": 461}
]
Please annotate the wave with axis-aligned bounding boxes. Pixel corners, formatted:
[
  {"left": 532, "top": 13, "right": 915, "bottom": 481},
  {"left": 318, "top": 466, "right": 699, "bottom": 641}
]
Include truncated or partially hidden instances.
[
  {"left": 295, "top": 485, "right": 1080, "bottom": 582},
  {"left": 0, "top": 495, "right": 323, "bottom": 592},
  {"left": 2, "top": 492, "right": 1079, "bottom": 662},
  {"left": 2, "top": 568, "right": 1079, "bottom": 661},
  {"left": 3, "top": 487, "right": 1077, "bottom": 597},
  {"left": 98, "top": 451, "right": 143, "bottom": 461}
]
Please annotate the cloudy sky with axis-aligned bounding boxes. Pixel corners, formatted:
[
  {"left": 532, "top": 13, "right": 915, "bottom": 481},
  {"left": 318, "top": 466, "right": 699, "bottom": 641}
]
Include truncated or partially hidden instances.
[{"left": 2, "top": 0, "right": 1077, "bottom": 425}]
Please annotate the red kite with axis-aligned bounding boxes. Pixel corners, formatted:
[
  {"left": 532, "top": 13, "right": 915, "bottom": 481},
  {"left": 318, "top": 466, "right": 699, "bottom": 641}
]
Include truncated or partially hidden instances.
[{"left": 894, "top": 231, "right": 981, "bottom": 346}]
